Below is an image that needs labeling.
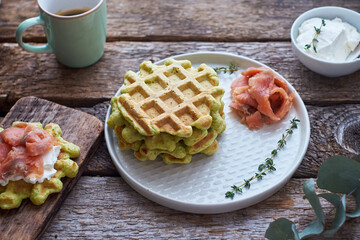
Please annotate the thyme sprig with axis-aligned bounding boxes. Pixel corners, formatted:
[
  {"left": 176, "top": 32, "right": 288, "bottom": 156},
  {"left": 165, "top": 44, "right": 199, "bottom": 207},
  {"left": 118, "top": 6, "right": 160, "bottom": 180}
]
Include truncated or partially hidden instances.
[
  {"left": 213, "top": 63, "right": 239, "bottom": 74},
  {"left": 304, "top": 19, "right": 326, "bottom": 53},
  {"left": 225, "top": 117, "right": 300, "bottom": 200}
]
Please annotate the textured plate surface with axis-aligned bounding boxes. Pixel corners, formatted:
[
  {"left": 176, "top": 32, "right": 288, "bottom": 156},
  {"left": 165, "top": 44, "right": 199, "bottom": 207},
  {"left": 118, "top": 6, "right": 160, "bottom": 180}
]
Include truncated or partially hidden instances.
[{"left": 105, "top": 52, "right": 310, "bottom": 214}]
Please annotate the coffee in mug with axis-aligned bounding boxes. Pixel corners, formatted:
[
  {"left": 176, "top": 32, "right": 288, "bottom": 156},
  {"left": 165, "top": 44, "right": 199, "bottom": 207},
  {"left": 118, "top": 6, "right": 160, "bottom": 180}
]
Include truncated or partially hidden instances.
[
  {"left": 56, "top": 8, "right": 91, "bottom": 16},
  {"left": 16, "top": 0, "right": 107, "bottom": 68}
]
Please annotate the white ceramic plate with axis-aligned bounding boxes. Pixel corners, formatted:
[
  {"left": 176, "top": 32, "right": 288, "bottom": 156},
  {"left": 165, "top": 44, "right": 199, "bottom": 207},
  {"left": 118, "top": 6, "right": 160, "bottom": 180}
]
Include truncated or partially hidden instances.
[{"left": 105, "top": 52, "right": 310, "bottom": 214}]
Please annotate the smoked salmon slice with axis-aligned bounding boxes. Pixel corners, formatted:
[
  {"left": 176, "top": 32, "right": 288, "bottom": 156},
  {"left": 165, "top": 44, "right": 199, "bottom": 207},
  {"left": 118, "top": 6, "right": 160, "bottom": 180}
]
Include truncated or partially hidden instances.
[
  {"left": 0, "top": 123, "right": 56, "bottom": 184},
  {"left": 0, "top": 146, "right": 44, "bottom": 180},
  {"left": 230, "top": 67, "right": 293, "bottom": 129},
  {"left": 25, "top": 127, "right": 54, "bottom": 156},
  {"left": 0, "top": 126, "right": 26, "bottom": 146},
  {"left": 0, "top": 138, "right": 11, "bottom": 162}
]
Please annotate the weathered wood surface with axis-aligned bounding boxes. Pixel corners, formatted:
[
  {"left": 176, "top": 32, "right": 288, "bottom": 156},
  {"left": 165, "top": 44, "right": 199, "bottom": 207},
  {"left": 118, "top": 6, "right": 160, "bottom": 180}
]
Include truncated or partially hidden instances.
[
  {"left": 2, "top": 0, "right": 360, "bottom": 238},
  {"left": 1, "top": 0, "right": 359, "bottom": 42},
  {"left": 40, "top": 177, "right": 360, "bottom": 240},
  {"left": 78, "top": 102, "right": 360, "bottom": 178},
  {"left": 0, "top": 97, "right": 104, "bottom": 240},
  {"left": 1, "top": 42, "right": 360, "bottom": 112}
]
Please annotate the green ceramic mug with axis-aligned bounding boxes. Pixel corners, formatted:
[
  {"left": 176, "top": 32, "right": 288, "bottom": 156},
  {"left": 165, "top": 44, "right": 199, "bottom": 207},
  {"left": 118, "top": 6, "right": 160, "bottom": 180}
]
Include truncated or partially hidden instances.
[{"left": 16, "top": 0, "right": 107, "bottom": 68}]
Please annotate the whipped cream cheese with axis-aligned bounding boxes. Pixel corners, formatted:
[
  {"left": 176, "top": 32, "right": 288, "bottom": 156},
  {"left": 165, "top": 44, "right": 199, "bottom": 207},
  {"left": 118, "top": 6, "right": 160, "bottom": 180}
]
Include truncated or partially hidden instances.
[
  {"left": 296, "top": 17, "right": 360, "bottom": 62},
  {"left": 0, "top": 145, "right": 61, "bottom": 186}
]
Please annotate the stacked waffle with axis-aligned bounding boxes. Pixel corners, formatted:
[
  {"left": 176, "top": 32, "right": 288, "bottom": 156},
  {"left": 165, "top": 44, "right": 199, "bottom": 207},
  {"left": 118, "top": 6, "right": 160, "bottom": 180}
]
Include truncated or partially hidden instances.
[{"left": 108, "top": 58, "right": 225, "bottom": 164}]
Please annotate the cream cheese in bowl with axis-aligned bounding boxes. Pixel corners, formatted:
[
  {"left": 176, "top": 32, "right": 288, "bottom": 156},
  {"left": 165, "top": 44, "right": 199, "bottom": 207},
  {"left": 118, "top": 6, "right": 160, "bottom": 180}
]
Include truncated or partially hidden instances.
[
  {"left": 290, "top": 6, "right": 360, "bottom": 77},
  {"left": 296, "top": 17, "right": 360, "bottom": 62}
]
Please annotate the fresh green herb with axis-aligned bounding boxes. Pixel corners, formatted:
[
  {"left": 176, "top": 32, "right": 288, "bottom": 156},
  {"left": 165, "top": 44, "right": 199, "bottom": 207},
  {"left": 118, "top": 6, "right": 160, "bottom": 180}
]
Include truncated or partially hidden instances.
[
  {"left": 304, "top": 19, "right": 326, "bottom": 53},
  {"left": 213, "top": 63, "right": 239, "bottom": 74},
  {"left": 225, "top": 118, "right": 300, "bottom": 200},
  {"left": 266, "top": 155, "right": 360, "bottom": 239}
]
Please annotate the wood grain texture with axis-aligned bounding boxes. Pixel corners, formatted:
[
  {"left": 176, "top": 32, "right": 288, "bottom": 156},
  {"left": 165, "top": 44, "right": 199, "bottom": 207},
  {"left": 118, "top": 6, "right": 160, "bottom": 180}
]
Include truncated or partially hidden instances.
[
  {"left": 1, "top": 42, "right": 360, "bottom": 112},
  {"left": 0, "top": 97, "right": 104, "bottom": 240},
  {"left": 2, "top": 0, "right": 359, "bottom": 238},
  {"left": 40, "top": 176, "right": 360, "bottom": 240},
  {"left": 1, "top": 0, "right": 359, "bottom": 42},
  {"left": 78, "top": 101, "right": 360, "bottom": 178}
]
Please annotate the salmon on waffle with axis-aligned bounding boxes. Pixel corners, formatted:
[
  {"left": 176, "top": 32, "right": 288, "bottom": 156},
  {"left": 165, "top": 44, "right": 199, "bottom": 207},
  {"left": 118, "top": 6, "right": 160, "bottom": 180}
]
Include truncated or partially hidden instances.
[{"left": 0, "top": 122, "right": 80, "bottom": 210}]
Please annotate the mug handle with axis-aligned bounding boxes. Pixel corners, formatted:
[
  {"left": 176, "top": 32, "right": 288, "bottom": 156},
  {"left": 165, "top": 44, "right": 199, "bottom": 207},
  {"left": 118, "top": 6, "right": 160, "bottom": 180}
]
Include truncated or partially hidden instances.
[{"left": 16, "top": 16, "right": 53, "bottom": 53}]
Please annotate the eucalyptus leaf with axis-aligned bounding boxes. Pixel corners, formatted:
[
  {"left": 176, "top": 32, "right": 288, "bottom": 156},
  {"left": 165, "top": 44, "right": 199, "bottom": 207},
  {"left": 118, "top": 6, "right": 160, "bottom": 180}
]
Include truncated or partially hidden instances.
[
  {"left": 318, "top": 193, "right": 346, "bottom": 237},
  {"left": 317, "top": 156, "right": 360, "bottom": 194},
  {"left": 265, "top": 218, "right": 295, "bottom": 240},
  {"left": 303, "top": 179, "right": 325, "bottom": 224},
  {"left": 291, "top": 224, "right": 300, "bottom": 240},
  {"left": 346, "top": 187, "right": 360, "bottom": 218},
  {"left": 298, "top": 219, "right": 324, "bottom": 239},
  {"left": 299, "top": 179, "right": 324, "bottom": 239},
  {"left": 265, "top": 155, "right": 360, "bottom": 240}
]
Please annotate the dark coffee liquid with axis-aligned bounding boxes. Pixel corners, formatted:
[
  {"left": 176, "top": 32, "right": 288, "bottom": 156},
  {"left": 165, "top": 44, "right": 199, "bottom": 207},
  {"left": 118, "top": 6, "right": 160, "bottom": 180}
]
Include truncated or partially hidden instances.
[{"left": 56, "top": 8, "right": 90, "bottom": 16}]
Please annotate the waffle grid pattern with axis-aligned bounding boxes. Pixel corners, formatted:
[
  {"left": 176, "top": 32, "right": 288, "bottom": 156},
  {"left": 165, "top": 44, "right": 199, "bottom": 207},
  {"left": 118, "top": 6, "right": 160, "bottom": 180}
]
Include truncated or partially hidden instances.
[
  {"left": 119, "top": 59, "right": 224, "bottom": 137},
  {"left": 108, "top": 59, "right": 226, "bottom": 164}
]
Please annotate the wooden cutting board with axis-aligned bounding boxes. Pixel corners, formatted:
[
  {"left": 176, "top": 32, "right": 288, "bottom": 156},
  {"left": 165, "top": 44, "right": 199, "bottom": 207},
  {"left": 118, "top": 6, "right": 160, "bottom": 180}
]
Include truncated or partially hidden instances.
[{"left": 0, "top": 96, "right": 104, "bottom": 240}]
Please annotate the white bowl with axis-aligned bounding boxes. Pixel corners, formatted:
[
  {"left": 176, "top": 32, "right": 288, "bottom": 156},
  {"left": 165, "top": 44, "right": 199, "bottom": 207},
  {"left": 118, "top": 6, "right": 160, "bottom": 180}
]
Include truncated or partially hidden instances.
[{"left": 291, "top": 6, "right": 360, "bottom": 77}]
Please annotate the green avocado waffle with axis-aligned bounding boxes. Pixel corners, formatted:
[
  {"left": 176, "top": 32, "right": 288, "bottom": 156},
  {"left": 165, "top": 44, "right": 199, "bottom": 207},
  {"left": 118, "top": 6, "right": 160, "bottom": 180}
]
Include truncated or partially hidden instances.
[
  {"left": 108, "top": 58, "right": 225, "bottom": 164},
  {"left": 0, "top": 122, "right": 80, "bottom": 210}
]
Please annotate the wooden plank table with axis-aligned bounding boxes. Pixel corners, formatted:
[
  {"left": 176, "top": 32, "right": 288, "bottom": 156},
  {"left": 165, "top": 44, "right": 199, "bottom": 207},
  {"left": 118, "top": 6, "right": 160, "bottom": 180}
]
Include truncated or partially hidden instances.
[{"left": 1, "top": 0, "right": 360, "bottom": 239}]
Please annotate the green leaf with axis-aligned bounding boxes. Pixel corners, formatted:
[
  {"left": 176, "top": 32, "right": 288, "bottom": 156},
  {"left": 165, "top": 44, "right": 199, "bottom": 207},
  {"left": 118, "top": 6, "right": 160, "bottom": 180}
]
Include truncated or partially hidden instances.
[
  {"left": 259, "top": 164, "right": 266, "bottom": 171},
  {"left": 317, "top": 156, "right": 360, "bottom": 194},
  {"left": 269, "top": 165, "right": 276, "bottom": 171},
  {"left": 318, "top": 193, "right": 346, "bottom": 237},
  {"left": 299, "top": 219, "right": 323, "bottom": 239},
  {"left": 303, "top": 179, "right": 325, "bottom": 223},
  {"left": 266, "top": 158, "right": 273, "bottom": 165},
  {"left": 235, "top": 187, "right": 243, "bottom": 194},
  {"left": 291, "top": 224, "right": 300, "bottom": 240},
  {"left": 225, "top": 191, "right": 234, "bottom": 199},
  {"left": 244, "top": 179, "right": 251, "bottom": 189},
  {"left": 299, "top": 179, "right": 324, "bottom": 238},
  {"left": 255, "top": 173, "right": 263, "bottom": 180},
  {"left": 265, "top": 218, "right": 296, "bottom": 240},
  {"left": 346, "top": 187, "right": 360, "bottom": 218}
]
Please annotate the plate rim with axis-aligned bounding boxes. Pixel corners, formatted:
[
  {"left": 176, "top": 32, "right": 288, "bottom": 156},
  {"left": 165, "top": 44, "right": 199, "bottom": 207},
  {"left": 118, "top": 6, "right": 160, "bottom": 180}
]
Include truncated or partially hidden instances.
[{"left": 104, "top": 51, "right": 311, "bottom": 214}]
